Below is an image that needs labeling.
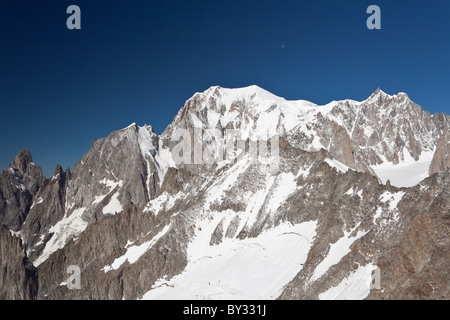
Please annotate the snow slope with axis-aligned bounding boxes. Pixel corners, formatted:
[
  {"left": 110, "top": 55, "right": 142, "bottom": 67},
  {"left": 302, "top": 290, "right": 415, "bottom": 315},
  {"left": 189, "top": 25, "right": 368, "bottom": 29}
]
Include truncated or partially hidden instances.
[
  {"left": 319, "top": 264, "right": 377, "bottom": 300},
  {"left": 142, "top": 221, "right": 317, "bottom": 300},
  {"left": 102, "top": 225, "right": 170, "bottom": 273},
  {"left": 34, "top": 207, "right": 88, "bottom": 267},
  {"left": 371, "top": 149, "right": 435, "bottom": 187},
  {"left": 311, "top": 224, "right": 368, "bottom": 282}
]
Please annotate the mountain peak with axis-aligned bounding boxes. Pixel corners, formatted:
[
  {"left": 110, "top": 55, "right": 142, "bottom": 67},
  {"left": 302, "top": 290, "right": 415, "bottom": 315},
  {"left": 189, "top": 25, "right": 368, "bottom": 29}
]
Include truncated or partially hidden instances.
[
  {"left": 198, "top": 85, "right": 287, "bottom": 106},
  {"left": 11, "top": 148, "right": 33, "bottom": 174},
  {"left": 366, "top": 88, "right": 412, "bottom": 103},
  {"left": 120, "top": 122, "right": 155, "bottom": 134},
  {"left": 124, "top": 122, "right": 137, "bottom": 130},
  {"left": 367, "top": 87, "right": 390, "bottom": 100},
  {"left": 54, "top": 164, "right": 63, "bottom": 177},
  {"left": 396, "top": 91, "right": 410, "bottom": 100}
]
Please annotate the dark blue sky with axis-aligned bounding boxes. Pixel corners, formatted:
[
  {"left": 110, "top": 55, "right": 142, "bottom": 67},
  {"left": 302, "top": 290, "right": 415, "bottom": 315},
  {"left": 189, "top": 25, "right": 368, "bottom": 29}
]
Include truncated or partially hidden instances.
[{"left": 1, "top": 0, "right": 449, "bottom": 177}]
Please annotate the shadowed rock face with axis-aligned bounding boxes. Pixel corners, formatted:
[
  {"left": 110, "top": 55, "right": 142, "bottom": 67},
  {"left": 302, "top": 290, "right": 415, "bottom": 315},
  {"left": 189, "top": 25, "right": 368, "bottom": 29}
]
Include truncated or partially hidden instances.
[
  {"left": 20, "top": 165, "right": 69, "bottom": 261},
  {"left": 0, "top": 87, "right": 449, "bottom": 300},
  {"left": 0, "top": 148, "right": 44, "bottom": 231},
  {"left": 430, "top": 120, "right": 450, "bottom": 174},
  {"left": 0, "top": 225, "right": 38, "bottom": 300}
]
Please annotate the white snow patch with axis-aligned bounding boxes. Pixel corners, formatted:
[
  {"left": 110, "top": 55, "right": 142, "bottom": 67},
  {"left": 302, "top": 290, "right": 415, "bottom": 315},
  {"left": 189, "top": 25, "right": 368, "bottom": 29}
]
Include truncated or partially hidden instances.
[
  {"left": 34, "top": 207, "right": 88, "bottom": 267},
  {"left": 137, "top": 126, "right": 155, "bottom": 158},
  {"left": 144, "top": 192, "right": 183, "bottom": 216},
  {"left": 190, "top": 113, "right": 204, "bottom": 129},
  {"left": 125, "top": 240, "right": 135, "bottom": 248},
  {"left": 319, "top": 264, "right": 377, "bottom": 300},
  {"left": 380, "top": 191, "right": 405, "bottom": 211},
  {"left": 92, "top": 194, "right": 107, "bottom": 205},
  {"left": 373, "top": 191, "right": 405, "bottom": 225},
  {"left": 166, "top": 193, "right": 182, "bottom": 211},
  {"left": 296, "top": 165, "right": 312, "bottom": 179},
  {"left": 325, "top": 158, "right": 350, "bottom": 173},
  {"left": 155, "top": 147, "right": 175, "bottom": 171},
  {"left": 16, "top": 183, "right": 27, "bottom": 192},
  {"left": 239, "top": 177, "right": 275, "bottom": 230},
  {"left": 125, "top": 122, "right": 136, "bottom": 129},
  {"left": 311, "top": 224, "right": 368, "bottom": 282},
  {"left": 205, "top": 159, "right": 249, "bottom": 210},
  {"left": 373, "top": 207, "right": 384, "bottom": 225},
  {"left": 30, "top": 197, "right": 44, "bottom": 210},
  {"left": 33, "top": 234, "right": 46, "bottom": 248},
  {"left": 102, "top": 192, "right": 123, "bottom": 215},
  {"left": 66, "top": 201, "right": 75, "bottom": 210},
  {"left": 266, "top": 172, "right": 297, "bottom": 215},
  {"left": 99, "top": 178, "right": 121, "bottom": 190},
  {"left": 102, "top": 225, "right": 170, "bottom": 273},
  {"left": 144, "top": 193, "right": 169, "bottom": 215},
  {"left": 137, "top": 125, "right": 170, "bottom": 188},
  {"left": 94, "top": 179, "right": 123, "bottom": 211},
  {"left": 9, "top": 230, "right": 20, "bottom": 238},
  {"left": 345, "top": 187, "right": 362, "bottom": 198},
  {"left": 142, "top": 220, "right": 317, "bottom": 300},
  {"left": 371, "top": 149, "right": 435, "bottom": 188}
]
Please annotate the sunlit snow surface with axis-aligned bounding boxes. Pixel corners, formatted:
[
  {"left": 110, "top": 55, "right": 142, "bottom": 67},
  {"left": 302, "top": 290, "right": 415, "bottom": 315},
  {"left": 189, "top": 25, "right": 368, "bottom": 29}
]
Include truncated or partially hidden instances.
[
  {"left": 34, "top": 207, "right": 88, "bottom": 267},
  {"left": 33, "top": 179, "right": 124, "bottom": 266},
  {"left": 319, "top": 264, "right": 377, "bottom": 300},
  {"left": 102, "top": 191, "right": 123, "bottom": 215},
  {"left": 102, "top": 225, "right": 170, "bottom": 273},
  {"left": 142, "top": 221, "right": 317, "bottom": 300},
  {"left": 325, "top": 158, "right": 351, "bottom": 173},
  {"left": 371, "top": 148, "right": 435, "bottom": 188},
  {"left": 311, "top": 224, "right": 368, "bottom": 282}
]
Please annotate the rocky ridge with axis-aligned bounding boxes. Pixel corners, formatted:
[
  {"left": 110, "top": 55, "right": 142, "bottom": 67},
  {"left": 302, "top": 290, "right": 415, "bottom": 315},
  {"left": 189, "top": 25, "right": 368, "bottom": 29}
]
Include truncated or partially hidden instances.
[{"left": 0, "top": 86, "right": 448, "bottom": 300}]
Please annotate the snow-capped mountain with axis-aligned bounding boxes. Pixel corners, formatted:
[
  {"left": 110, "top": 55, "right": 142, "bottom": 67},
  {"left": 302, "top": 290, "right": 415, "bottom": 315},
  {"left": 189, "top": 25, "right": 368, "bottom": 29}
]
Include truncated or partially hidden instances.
[
  {"left": 167, "top": 86, "right": 448, "bottom": 186},
  {"left": 0, "top": 86, "right": 449, "bottom": 300}
]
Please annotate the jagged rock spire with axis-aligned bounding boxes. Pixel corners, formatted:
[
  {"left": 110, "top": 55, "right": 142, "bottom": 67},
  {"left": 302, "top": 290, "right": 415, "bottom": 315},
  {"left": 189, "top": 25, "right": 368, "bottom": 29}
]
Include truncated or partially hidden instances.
[
  {"left": 12, "top": 148, "right": 33, "bottom": 175},
  {"left": 54, "top": 164, "right": 64, "bottom": 177}
]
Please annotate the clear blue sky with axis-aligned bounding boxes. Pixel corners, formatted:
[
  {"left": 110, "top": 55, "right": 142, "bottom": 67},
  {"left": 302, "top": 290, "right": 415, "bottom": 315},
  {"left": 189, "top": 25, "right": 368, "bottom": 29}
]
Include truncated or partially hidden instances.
[{"left": 1, "top": 0, "right": 449, "bottom": 177}]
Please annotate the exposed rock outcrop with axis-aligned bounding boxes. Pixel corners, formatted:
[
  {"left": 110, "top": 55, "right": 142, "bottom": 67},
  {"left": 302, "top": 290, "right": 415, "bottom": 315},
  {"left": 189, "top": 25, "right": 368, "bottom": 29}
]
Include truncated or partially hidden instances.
[
  {"left": 0, "top": 225, "right": 38, "bottom": 299},
  {"left": 0, "top": 148, "right": 44, "bottom": 231}
]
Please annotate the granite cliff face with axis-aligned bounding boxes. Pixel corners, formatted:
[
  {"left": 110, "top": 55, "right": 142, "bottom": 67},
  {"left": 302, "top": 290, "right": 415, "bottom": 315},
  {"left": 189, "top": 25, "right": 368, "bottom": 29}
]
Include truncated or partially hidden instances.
[
  {"left": 430, "top": 119, "right": 450, "bottom": 174},
  {"left": 0, "top": 86, "right": 448, "bottom": 300},
  {"left": 0, "top": 225, "right": 38, "bottom": 299},
  {"left": 0, "top": 148, "right": 44, "bottom": 231}
]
